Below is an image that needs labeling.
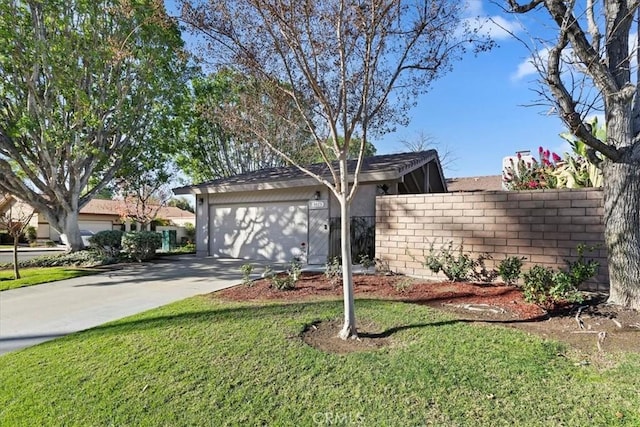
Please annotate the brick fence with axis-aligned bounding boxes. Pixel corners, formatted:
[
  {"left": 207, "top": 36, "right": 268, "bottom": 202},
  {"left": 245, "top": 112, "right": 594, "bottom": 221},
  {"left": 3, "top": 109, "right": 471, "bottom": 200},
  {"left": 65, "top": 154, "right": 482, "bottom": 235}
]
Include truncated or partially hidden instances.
[{"left": 375, "top": 189, "right": 608, "bottom": 291}]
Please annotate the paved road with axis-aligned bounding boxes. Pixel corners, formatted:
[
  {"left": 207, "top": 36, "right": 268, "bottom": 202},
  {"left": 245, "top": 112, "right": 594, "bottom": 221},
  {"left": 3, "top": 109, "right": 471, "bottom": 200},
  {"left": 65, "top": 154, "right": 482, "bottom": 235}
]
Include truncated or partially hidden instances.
[
  {"left": 0, "top": 255, "right": 254, "bottom": 355},
  {"left": 0, "top": 248, "right": 66, "bottom": 264}
]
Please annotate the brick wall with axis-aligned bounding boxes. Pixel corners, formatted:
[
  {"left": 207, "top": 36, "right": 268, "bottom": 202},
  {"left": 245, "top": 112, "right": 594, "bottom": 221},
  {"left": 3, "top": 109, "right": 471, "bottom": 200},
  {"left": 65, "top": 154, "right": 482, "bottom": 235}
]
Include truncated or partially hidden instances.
[{"left": 375, "top": 189, "right": 608, "bottom": 291}]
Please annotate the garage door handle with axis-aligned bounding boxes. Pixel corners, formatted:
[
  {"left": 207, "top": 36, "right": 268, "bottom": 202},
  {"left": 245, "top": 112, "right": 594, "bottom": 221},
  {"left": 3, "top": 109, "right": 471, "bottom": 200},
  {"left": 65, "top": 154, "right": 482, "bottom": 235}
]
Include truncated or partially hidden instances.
[{"left": 324, "top": 224, "right": 328, "bottom": 230}]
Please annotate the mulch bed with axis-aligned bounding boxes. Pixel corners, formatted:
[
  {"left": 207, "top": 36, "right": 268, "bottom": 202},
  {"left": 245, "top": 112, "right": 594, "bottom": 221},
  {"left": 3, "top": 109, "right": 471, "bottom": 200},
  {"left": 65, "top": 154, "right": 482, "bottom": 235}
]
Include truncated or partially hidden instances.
[{"left": 216, "top": 272, "right": 640, "bottom": 357}]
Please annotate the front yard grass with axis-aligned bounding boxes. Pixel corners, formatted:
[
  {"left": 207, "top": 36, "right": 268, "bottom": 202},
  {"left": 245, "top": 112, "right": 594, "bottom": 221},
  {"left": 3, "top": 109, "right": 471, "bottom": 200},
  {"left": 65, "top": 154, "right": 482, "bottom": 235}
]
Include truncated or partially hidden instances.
[
  {"left": 0, "top": 267, "right": 97, "bottom": 291},
  {"left": 1, "top": 297, "right": 639, "bottom": 426}
]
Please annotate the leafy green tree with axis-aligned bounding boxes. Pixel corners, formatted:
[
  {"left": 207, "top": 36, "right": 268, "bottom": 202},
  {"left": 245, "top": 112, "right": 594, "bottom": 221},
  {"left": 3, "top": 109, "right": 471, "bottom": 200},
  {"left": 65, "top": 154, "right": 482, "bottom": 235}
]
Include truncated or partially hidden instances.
[
  {"left": 0, "top": 0, "right": 188, "bottom": 251},
  {"left": 176, "top": 70, "right": 315, "bottom": 182},
  {"left": 168, "top": 197, "right": 195, "bottom": 213}
]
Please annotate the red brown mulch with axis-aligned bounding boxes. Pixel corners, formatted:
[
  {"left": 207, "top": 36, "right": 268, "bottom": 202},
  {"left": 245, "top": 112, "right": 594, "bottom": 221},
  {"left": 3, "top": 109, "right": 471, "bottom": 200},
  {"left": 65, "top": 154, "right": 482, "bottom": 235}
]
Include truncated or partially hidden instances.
[
  {"left": 216, "top": 272, "right": 640, "bottom": 358},
  {"left": 218, "top": 272, "right": 545, "bottom": 318}
]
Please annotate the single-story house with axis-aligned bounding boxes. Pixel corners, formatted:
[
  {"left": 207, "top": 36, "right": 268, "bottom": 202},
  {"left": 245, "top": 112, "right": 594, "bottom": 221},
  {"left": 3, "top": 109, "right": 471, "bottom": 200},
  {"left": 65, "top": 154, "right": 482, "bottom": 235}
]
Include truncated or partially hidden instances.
[
  {"left": 446, "top": 175, "right": 504, "bottom": 192},
  {"left": 1, "top": 196, "right": 195, "bottom": 243},
  {"left": 173, "top": 150, "right": 447, "bottom": 264}
]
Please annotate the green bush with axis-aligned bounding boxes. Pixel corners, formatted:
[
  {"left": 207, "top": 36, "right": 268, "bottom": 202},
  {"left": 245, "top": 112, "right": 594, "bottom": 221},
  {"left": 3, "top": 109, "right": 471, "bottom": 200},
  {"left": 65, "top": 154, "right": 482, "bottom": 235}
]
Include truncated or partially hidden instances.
[
  {"left": 184, "top": 222, "right": 196, "bottom": 243},
  {"left": 89, "top": 230, "right": 123, "bottom": 257},
  {"left": 121, "top": 231, "right": 161, "bottom": 262},
  {"left": 564, "top": 243, "right": 599, "bottom": 287},
  {"left": 423, "top": 241, "right": 475, "bottom": 282},
  {"left": 270, "top": 274, "right": 296, "bottom": 290},
  {"left": 268, "top": 260, "right": 302, "bottom": 291},
  {"left": 358, "top": 254, "right": 374, "bottom": 274},
  {"left": 497, "top": 256, "right": 526, "bottom": 285},
  {"left": 471, "top": 253, "right": 499, "bottom": 282},
  {"left": 324, "top": 257, "right": 341, "bottom": 288},
  {"left": 522, "top": 265, "right": 556, "bottom": 305},
  {"left": 521, "top": 246, "right": 598, "bottom": 307},
  {"left": 241, "top": 263, "right": 254, "bottom": 286},
  {"left": 0, "top": 250, "right": 113, "bottom": 270},
  {"left": 25, "top": 226, "right": 37, "bottom": 243}
]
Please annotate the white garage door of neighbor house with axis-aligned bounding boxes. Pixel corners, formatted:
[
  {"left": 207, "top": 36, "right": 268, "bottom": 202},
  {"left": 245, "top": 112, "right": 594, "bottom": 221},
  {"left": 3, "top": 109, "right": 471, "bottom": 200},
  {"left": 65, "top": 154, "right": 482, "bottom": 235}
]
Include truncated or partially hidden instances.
[
  {"left": 210, "top": 202, "right": 308, "bottom": 262},
  {"left": 78, "top": 221, "right": 113, "bottom": 234}
]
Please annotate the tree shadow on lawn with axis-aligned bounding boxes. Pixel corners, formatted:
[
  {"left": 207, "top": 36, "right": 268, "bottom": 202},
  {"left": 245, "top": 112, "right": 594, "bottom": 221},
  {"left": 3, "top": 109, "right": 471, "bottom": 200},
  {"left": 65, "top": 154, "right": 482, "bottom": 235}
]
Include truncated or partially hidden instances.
[{"left": 23, "top": 297, "right": 553, "bottom": 356}]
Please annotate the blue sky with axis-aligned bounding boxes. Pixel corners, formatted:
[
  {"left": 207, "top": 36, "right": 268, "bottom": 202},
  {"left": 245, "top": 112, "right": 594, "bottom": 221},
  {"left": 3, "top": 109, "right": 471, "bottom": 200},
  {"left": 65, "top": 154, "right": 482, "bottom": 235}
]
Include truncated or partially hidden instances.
[
  {"left": 377, "top": 0, "right": 570, "bottom": 178},
  {"left": 166, "top": 1, "right": 574, "bottom": 179}
]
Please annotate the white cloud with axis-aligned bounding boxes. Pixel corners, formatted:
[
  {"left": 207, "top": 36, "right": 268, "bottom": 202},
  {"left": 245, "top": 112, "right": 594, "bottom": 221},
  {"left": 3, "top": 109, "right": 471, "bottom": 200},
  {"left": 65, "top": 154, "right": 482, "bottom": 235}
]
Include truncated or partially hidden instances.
[
  {"left": 511, "top": 49, "right": 545, "bottom": 81},
  {"left": 463, "top": 1, "right": 521, "bottom": 41},
  {"left": 480, "top": 16, "right": 522, "bottom": 40},
  {"left": 464, "top": 0, "right": 483, "bottom": 16}
]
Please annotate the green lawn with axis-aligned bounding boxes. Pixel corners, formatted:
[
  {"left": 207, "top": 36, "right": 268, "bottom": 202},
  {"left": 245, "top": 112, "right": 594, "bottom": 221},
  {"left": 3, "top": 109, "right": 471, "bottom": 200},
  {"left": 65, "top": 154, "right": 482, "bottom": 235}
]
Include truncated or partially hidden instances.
[
  {"left": 1, "top": 297, "right": 638, "bottom": 426},
  {"left": 0, "top": 267, "right": 97, "bottom": 291}
]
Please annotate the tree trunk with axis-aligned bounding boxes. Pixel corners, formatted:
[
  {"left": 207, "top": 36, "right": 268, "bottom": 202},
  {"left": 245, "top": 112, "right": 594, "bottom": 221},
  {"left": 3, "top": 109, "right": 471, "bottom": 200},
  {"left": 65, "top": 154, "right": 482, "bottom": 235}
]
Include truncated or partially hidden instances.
[
  {"left": 337, "top": 194, "right": 358, "bottom": 340},
  {"left": 12, "top": 233, "right": 20, "bottom": 280},
  {"left": 602, "top": 160, "right": 640, "bottom": 310},
  {"left": 60, "top": 210, "right": 83, "bottom": 252}
]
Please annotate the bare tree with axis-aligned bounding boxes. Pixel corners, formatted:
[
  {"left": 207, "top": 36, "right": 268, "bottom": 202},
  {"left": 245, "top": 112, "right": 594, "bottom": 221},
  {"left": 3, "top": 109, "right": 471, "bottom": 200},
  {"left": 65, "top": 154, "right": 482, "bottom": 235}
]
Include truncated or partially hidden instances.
[
  {"left": 507, "top": 0, "right": 640, "bottom": 310},
  {"left": 0, "top": 199, "right": 35, "bottom": 279},
  {"left": 400, "top": 131, "right": 458, "bottom": 172},
  {"left": 115, "top": 174, "right": 173, "bottom": 231},
  {"left": 181, "top": 0, "right": 491, "bottom": 338}
]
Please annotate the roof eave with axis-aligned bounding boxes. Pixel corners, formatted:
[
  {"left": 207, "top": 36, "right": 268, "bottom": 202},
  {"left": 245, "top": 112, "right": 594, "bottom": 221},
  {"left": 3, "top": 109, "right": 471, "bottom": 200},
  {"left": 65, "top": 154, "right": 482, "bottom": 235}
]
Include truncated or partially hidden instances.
[{"left": 173, "top": 170, "right": 405, "bottom": 195}]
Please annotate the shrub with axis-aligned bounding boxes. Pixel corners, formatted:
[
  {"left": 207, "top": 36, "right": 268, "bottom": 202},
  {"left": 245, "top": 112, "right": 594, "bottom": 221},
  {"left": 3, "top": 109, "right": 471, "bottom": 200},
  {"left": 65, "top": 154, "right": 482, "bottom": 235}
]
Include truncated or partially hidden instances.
[
  {"left": 522, "top": 265, "right": 556, "bottom": 305},
  {"left": 521, "top": 246, "right": 598, "bottom": 307},
  {"left": 25, "top": 226, "right": 37, "bottom": 243},
  {"left": 471, "top": 253, "right": 499, "bottom": 282},
  {"left": 394, "top": 277, "right": 413, "bottom": 293},
  {"left": 564, "top": 243, "right": 599, "bottom": 287},
  {"left": 375, "top": 257, "right": 392, "bottom": 275},
  {"left": 497, "top": 256, "right": 526, "bottom": 285},
  {"left": 423, "top": 241, "right": 475, "bottom": 282},
  {"left": 184, "top": 222, "right": 196, "bottom": 244},
  {"left": 270, "top": 274, "right": 296, "bottom": 290},
  {"left": 0, "top": 250, "right": 113, "bottom": 270},
  {"left": 324, "top": 257, "right": 341, "bottom": 288},
  {"left": 268, "top": 259, "right": 302, "bottom": 290},
  {"left": 89, "top": 230, "right": 123, "bottom": 257},
  {"left": 358, "top": 254, "right": 374, "bottom": 274},
  {"left": 288, "top": 259, "right": 302, "bottom": 282},
  {"left": 121, "top": 231, "right": 161, "bottom": 262},
  {"left": 241, "top": 263, "right": 254, "bottom": 286}
]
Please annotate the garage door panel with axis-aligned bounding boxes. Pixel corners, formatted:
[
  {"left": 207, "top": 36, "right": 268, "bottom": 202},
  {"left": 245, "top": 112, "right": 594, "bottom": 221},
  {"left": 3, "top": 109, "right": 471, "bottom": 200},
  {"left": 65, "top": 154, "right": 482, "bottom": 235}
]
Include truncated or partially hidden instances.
[
  {"left": 78, "top": 220, "right": 113, "bottom": 233},
  {"left": 211, "top": 202, "right": 307, "bottom": 262}
]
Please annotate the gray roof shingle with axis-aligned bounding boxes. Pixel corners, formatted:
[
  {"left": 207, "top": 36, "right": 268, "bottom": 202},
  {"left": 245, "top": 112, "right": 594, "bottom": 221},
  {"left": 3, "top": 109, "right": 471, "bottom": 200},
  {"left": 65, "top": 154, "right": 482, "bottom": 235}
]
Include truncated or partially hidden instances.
[{"left": 174, "top": 150, "right": 439, "bottom": 194}]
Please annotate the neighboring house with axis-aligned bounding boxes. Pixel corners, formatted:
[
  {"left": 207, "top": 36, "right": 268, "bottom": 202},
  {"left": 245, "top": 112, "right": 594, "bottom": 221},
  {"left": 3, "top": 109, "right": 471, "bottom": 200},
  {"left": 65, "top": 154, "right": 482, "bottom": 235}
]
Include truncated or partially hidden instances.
[
  {"left": 1, "top": 196, "right": 195, "bottom": 243},
  {"left": 446, "top": 175, "right": 504, "bottom": 192},
  {"left": 173, "top": 151, "right": 447, "bottom": 264}
]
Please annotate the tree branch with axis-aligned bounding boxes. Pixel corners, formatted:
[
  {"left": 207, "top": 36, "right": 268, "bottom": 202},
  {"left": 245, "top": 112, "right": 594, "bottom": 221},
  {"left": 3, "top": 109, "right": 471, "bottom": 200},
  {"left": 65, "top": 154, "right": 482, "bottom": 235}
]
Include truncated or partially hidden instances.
[
  {"left": 546, "top": 33, "right": 620, "bottom": 160},
  {"left": 506, "top": 0, "right": 544, "bottom": 13}
]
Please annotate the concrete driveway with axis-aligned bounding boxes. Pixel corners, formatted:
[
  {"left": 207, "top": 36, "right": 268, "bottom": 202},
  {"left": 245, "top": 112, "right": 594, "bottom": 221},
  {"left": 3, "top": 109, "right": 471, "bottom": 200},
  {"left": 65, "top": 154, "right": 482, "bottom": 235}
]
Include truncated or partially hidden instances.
[{"left": 0, "top": 255, "right": 257, "bottom": 355}]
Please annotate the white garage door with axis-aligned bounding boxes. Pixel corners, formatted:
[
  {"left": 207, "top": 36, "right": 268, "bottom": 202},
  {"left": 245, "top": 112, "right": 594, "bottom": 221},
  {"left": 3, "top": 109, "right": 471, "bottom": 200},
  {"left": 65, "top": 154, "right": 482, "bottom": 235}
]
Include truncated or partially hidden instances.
[
  {"left": 210, "top": 202, "right": 308, "bottom": 262},
  {"left": 78, "top": 220, "right": 113, "bottom": 234}
]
